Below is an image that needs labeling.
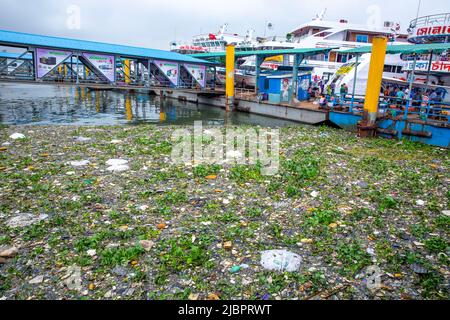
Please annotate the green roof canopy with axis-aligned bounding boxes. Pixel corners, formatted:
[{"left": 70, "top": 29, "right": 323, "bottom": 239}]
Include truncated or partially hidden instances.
[
  {"left": 190, "top": 47, "right": 338, "bottom": 59},
  {"left": 343, "top": 43, "right": 450, "bottom": 55}
]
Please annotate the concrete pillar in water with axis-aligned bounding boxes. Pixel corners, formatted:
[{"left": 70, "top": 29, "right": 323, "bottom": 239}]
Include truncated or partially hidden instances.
[
  {"left": 360, "top": 36, "right": 388, "bottom": 137},
  {"left": 225, "top": 45, "right": 235, "bottom": 112},
  {"left": 124, "top": 59, "right": 131, "bottom": 84}
]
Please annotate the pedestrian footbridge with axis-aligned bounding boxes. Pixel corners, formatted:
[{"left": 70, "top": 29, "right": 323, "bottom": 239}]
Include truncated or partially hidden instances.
[{"left": 0, "top": 29, "right": 217, "bottom": 91}]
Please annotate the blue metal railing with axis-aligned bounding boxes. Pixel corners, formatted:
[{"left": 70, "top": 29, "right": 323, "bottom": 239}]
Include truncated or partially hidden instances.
[{"left": 320, "top": 93, "right": 450, "bottom": 124}]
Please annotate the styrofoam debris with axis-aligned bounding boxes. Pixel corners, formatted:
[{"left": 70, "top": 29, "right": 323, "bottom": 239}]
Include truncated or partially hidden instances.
[
  {"left": 106, "top": 165, "right": 130, "bottom": 172},
  {"left": 261, "top": 250, "right": 302, "bottom": 272},
  {"left": 10, "top": 133, "right": 26, "bottom": 140},
  {"left": 69, "top": 160, "right": 90, "bottom": 167},
  {"left": 6, "top": 213, "right": 49, "bottom": 228},
  {"left": 106, "top": 159, "right": 128, "bottom": 166}
]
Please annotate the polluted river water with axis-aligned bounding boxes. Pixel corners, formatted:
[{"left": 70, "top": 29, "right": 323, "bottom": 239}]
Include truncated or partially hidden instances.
[
  {"left": 0, "top": 83, "right": 297, "bottom": 127},
  {"left": 0, "top": 83, "right": 449, "bottom": 301}
]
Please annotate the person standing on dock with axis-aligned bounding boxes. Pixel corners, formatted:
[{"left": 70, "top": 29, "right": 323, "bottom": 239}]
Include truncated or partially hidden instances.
[
  {"left": 319, "top": 94, "right": 328, "bottom": 109},
  {"left": 429, "top": 91, "right": 438, "bottom": 103},
  {"left": 413, "top": 89, "right": 422, "bottom": 107},
  {"left": 339, "top": 83, "right": 348, "bottom": 106},
  {"left": 326, "top": 85, "right": 332, "bottom": 97},
  {"left": 396, "top": 88, "right": 405, "bottom": 108},
  {"left": 330, "top": 82, "right": 336, "bottom": 96}
]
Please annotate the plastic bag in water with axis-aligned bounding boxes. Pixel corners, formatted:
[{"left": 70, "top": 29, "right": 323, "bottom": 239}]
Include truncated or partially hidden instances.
[{"left": 260, "top": 250, "right": 302, "bottom": 272}]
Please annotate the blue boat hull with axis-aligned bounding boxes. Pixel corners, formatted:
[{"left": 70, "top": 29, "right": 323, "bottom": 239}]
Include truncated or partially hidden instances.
[{"left": 329, "top": 111, "right": 450, "bottom": 148}]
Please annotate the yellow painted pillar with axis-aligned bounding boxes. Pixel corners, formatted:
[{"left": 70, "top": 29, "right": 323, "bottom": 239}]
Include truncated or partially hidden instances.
[
  {"left": 363, "top": 36, "right": 388, "bottom": 125},
  {"left": 124, "top": 59, "right": 131, "bottom": 84},
  {"left": 96, "top": 93, "right": 100, "bottom": 113},
  {"left": 125, "top": 95, "right": 133, "bottom": 121},
  {"left": 225, "top": 45, "right": 235, "bottom": 112},
  {"left": 74, "top": 87, "right": 79, "bottom": 103}
]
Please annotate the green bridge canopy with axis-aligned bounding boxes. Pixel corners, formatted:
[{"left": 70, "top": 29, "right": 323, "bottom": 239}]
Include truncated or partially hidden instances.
[
  {"left": 190, "top": 47, "right": 338, "bottom": 59},
  {"left": 343, "top": 43, "right": 450, "bottom": 55}
]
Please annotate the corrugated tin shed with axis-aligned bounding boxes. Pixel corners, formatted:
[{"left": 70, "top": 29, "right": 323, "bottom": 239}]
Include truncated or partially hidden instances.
[{"left": 0, "top": 29, "right": 211, "bottom": 65}]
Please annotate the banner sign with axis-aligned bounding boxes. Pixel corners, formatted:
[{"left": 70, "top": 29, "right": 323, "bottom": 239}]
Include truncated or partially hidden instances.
[
  {"left": 82, "top": 53, "right": 115, "bottom": 82},
  {"left": 179, "top": 45, "right": 205, "bottom": 52},
  {"left": 6, "top": 59, "right": 25, "bottom": 73},
  {"left": 404, "top": 60, "right": 450, "bottom": 73},
  {"left": 415, "top": 25, "right": 450, "bottom": 37},
  {"left": 36, "top": 48, "right": 72, "bottom": 78},
  {"left": 154, "top": 60, "right": 179, "bottom": 86},
  {"left": 183, "top": 64, "right": 206, "bottom": 87}
]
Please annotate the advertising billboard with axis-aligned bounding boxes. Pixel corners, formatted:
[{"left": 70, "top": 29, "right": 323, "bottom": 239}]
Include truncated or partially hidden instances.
[
  {"left": 36, "top": 48, "right": 72, "bottom": 78},
  {"left": 82, "top": 53, "right": 115, "bottom": 82},
  {"left": 154, "top": 60, "right": 179, "bottom": 86},
  {"left": 404, "top": 60, "right": 450, "bottom": 73},
  {"left": 280, "top": 78, "right": 292, "bottom": 102},
  {"left": 183, "top": 64, "right": 206, "bottom": 87}
]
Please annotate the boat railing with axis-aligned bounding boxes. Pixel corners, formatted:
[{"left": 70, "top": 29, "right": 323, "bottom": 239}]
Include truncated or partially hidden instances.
[{"left": 410, "top": 13, "right": 450, "bottom": 29}]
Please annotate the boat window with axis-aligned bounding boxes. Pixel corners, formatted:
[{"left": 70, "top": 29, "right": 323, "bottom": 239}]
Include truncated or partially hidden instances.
[
  {"left": 383, "top": 65, "right": 403, "bottom": 73},
  {"left": 337, "top": 54, "right": 348, "bottom": 63},
  {"left": 383, "top": 65, "right": 393, "bottom": 73},
  {"left": 356, "top": 34, "right": 369, "bottom": 43},
  {"left": 322, "top": 73, "right": 334, "bottom": 83}
]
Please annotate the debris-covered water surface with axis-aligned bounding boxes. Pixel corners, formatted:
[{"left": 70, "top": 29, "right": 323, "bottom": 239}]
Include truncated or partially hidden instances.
[{"left": 0, "top": 124, "right": 448, "bottom": 300}]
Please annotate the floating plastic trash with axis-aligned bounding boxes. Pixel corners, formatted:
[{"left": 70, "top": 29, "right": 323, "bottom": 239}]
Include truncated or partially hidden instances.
[
  {"left": 260, "top": 250, "right": 302, "bottom": 272},
  {"left": 310, "top": 191, "right": 319, "bottom": 198},
  {"left": 230, "top": 264, "right": 249, "bottom": 274},
  {"left": 107, "top": 165, "right": 130, "bottom": 172},
  {"left": 6, "top": 213, "right": 49, "bottom": 228},
  {"left": 75, "top": 137, "right": 92, "bottom": 142},
  {"left": 69, "top": 160, "right": 90, "bottom": 167},
  {"left": 106, "top": 159, "right": 130, "bottom": 172},
  {"left": 10, "top": 133, "right": 26, "bottom": 140},
  {"left": 106, "top": 159, "right": 128, "bottom": 166}
]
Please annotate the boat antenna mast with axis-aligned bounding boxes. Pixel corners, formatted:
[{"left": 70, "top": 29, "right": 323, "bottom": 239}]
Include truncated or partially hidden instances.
[
  {"left": 314, "top": 8, "right": 327, "bottom": 21},
  {"left": 415, "top": 0, "right": 422, "bottom": 23},
  {"left": 219, "top": 23, "right": 228, "bottom": 35}
]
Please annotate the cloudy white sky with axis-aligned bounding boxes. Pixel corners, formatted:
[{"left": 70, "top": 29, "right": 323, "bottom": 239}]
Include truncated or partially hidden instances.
[{"left": 0, "top": 0, "right": 448, "bottom": 50}]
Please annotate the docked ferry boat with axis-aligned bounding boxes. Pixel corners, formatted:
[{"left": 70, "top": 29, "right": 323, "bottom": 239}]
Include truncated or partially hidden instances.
[
  {"left": 243, "top": 10, "right": 408, "bottom": 82},
  {"left": 170, "top": 11, "right": 409, "bottom": 86},
  {"left": 170, "top": 24, "right": 256, "bottom": 54},
  {"left": 326, "top": 12, "right": 450, "bottom": 102}
]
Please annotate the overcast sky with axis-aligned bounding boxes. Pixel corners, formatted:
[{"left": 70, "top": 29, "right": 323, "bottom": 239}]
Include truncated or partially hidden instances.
[{"left": 0, "top": 0, "right": 448, "bottom": 50}]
